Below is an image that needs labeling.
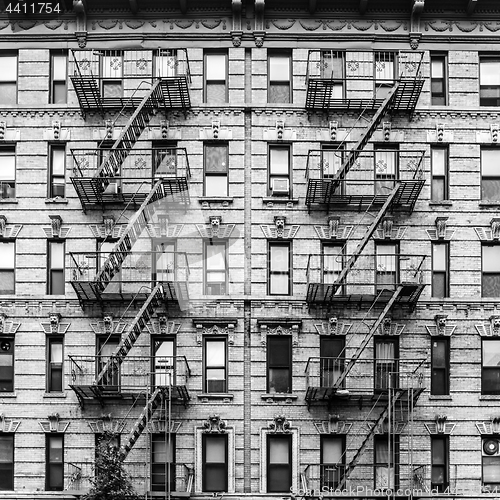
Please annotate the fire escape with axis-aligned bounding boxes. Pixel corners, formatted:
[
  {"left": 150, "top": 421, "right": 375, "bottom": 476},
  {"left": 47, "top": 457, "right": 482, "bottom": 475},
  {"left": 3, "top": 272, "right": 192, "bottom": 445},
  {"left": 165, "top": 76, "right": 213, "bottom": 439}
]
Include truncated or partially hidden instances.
[
  {"left": 304, "top": 50, "right": 427, "bottom": 491},
  {"left": 67, "top": 49, "right": 193, "bottom": 496}
]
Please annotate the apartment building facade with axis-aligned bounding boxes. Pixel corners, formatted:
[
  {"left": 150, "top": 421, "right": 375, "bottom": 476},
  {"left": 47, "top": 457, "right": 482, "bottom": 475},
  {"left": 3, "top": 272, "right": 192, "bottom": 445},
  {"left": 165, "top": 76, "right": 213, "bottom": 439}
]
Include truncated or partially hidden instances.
[{"left": 1, "top": 0, "right": 500, "bottom": 498}]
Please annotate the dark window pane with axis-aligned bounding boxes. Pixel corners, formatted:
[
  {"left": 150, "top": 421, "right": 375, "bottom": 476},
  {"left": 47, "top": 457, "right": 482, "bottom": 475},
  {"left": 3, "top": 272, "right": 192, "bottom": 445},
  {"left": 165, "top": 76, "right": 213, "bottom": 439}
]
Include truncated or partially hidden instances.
[
  {"left": 205, "top": 465, "right": 226, "bottom": 491},
  {"left": 432, "top": 272, "right": 446, "bottom": 298},
  {"left": 268, "top": 465, "right": 290, "bottom": 492},
  {"left": 431, "top": 370, "right": 446, "bottom": 395},
  {"left": 269, "top": 83, "right": 290, "bottom": 103},
  {"left": 483, "top": 367, "right": 500, "bottom": 394},
  {"left": 206, "top": 84, "right": 226, "bottom": 104},
  {"left": 482, "top": 179, "right": 500, "bottom": 200},
  {"left": 484, "top": 456, "right": 500, "bottom": 483},
  {"left": 268, "top": 338, "right": 291, "bottom": 365},
  {"left": 50, "top": 270, "right": 64, "bottom": 295},
  {"left": 0, "top": 84, "right": 16, "bottom": 105},
  {"left": 0, "top": 271, "right": 14, "bottom": 294},
  {"left": 0, "top": 463, "right": 13, "bottom": 490},
  {"left": 205, "top": 146, "right": 228, "bottom": 173},
  {"left": 483, "top": 274, "right": 500, "bottom": 297},
  {"left": 53, "top": 82, "right": 67, "bottom": 104},
  {"left": 268, "top": 368, "right": 290, "bottom": 393}
]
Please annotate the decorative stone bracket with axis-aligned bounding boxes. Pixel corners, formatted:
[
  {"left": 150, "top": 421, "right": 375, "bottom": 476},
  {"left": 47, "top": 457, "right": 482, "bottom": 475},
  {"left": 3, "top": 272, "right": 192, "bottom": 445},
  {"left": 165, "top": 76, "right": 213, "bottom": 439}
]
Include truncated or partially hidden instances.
[
  {"left": 39, "top": 413, "right": 70, "bottom": 433},
  {"left": 231, "top": 0, "right": 243, "bottom": 47},
  {"left": 0, "top": 314, "right": 21, "bottom": 335},
  {"left": 313, "top": 218, "right": 354, "bottom": 240},
  {"left": 90, "top": 315, "right": 127, "bottom": 336},
  {"left": 425, "top": 415, "right": 456, "bottom": 435},
  {"left": 313, "top": 318, "right": 352, "bottom": 336},
  {"left": 147, "top": 316, "right": 181, "bottom": 336},
  {"left": 426, "top": 217, "right": 455, "bottom": 240},
  {"left": 146, "top": 220, "right": 184, "bottom": 239},
  {"left": 89, "top": 218, "right": 126, "bottom": 240},
  {"left": 425, "top": 314, "right": 456, "bottom": 336},
  {"left": 374, "top": 218, "right": 407, "bottom": 240},
  {"left": 375, "top": 317, "right": 406, "bottom": 336},
  {"left": 263, "top": 121, "right": 296, "bottom": 141},
  {"left": 43, "top": 121, "right": 70, "bottom": 141},
  {"left": 261, "top": 216, "right": 300, "bottom": 239},
  {"left": 148, "top": 419, "right": 182, "bottom": 433},
  {"left": 199, "top": 121, "right": 232, "bottom": 140},
  {"left": 475, "top": 316, "right": 500, "bottom": 337},
  {"left": 258, "top": 319, "right": 301, "bottom": 347},
  {"left": 427, "top": 122, "right": 453, "bottom": 143},
  {"left": 313, "top": 415, "right": 352, "bottom": 435},
  {"left": 476, "top": 418, "right": 500, "bottom": 435},
  {"left": 88, "top": 415, "right": 126, "bottom": 434},
  {"left": 0, "top": 216, "right": 22, "bottom": 239},
  {"left": 196, "top": 218, "right": 235, "bottom": 239},
  {"left": 268, "top": 414, "right": 291, "bottom": 433},
  {"left": 203, "top": 414, "right": 227, "bottom": 433},
  {"left": 194, "top": 319, "right": 236, "bottom": 346},
  {"left": 0, "top": 414, "right": 21, "bottom": 433},
  {"left": 42, "top": 215, "right": 71, "bottom": 239},
  {"left": 475, "top": 218, "right": 500, "bottom": 241},
  {"left": 41, "top": 313, "right": 70, "bottom": 335},
  {"left": 73, "top": 0, "right": 87, "bottom": 48},
  {"left": 367, "top": 417, "right": 407, "bottom": 435}
]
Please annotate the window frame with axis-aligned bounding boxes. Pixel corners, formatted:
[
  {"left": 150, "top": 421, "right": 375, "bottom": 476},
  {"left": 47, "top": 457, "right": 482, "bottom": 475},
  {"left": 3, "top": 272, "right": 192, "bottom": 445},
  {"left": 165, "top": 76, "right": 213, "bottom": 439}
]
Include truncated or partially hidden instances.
[
  {"left": 375, "top": 242, "right": 399, "bottom": 292},
  {"left": 374, "top": 337, "right": 399, "bottom": 393},
  {"left": 47, "top": 336, "right": 63, "bottom": 393},
  {"left": 431, "top": 242, "right": 449, "bottom": 298},
  {"left": 151, "top": 433, "right": 176, "bottom": 492},
  {"left": 48, "top": 143, "right": 66, "bottom": 199},
  {"left": 100, "top": 51, "right": 124, "bottom": 98},
  {"left": 0, "top": 434, "right": 14, "bottom": 490},
  {"left": 47, "top": 240, "right": 65, "bottom": 295},
  {"left": 482, "top": 437, "right": 500, "bottom": 490},
  {"left": 267, "top": 335, "right": 292, "bottom": 394},
  {"left": 374, "top": 434, "right": 399, "bottom": 490},
  {"left": 46, "top": 433, "right": 64, "bottom": 491},
  {"left": 320, "top": 434, "right": 345, "bottom": 490},
  {"left": 204, "top": 240, "right": 228, "bottom": 296},
  {"left": 320, "top": 336, "right": 345, "bottom": 388},
  {"left": 431, "top": 145, "right": 449, "bottom": 201},
  {"left": 0, "top": 240, "right": 15, "bottom": 294},
  {"left": 96, "top": 335, "right": 120, "bottom": 391},
  {"left": 0, "top": 336, "right": 14, "bottom": 393},
  {"left": 0, "top": 146, "right": 16, "bottom": 200},
  {"left": 202, "top": 433, "right": 228, "bottom": 492},
  {"left": 151, "top": 336, "right": 176, "bottom": 390},
  {"left": 430, "top": 52, "right": 448, "bottom": 106},
  {"left": 374, "top": 143, "right": 399, "bottom": 196},
  {"left": 203, "top": 336, "right": 227, "bottom": 394},
  {"left": 204, "top": 51, "right": 228, "bottom": 104},
  {"left": 50, "top": 50, "right": 68, "bottom": 104},
  {"left": 431, "top": 337, "right": 450, "bottom": 396},
  {"left": 152, "top": 240, "right": 176, "bottom": 285},
  {"left": 268, "top": 51, "right": 292, "bottom": 104},
  {"left": 431, "top": 435, "right": 449, "bottom": 492},
  {"left": 479, "top": 55, "right": 500, "bottom": 107},
  {"left": 482, "top": 339, "right": 500, "bottom": 395},
  {"left": 267, "top": 433, "right": 292, "bottom": 493},
  {"left": 0, "top": 52, "right": 18, "bottom": 105},
  {"left": 482, "top": 244, "right": 500, "bottom": 298},
  {"left": 481, "top": 147, "right": 500, "bottom": 201},
  {"left": 268, "top": 241, "right": 291, "bottom": 296},
  {"left": 268, "top": 144, "right": 291, "bottom": 197},
  {"left": 204, "top": 142, "right": 229, "bottom": 198}
]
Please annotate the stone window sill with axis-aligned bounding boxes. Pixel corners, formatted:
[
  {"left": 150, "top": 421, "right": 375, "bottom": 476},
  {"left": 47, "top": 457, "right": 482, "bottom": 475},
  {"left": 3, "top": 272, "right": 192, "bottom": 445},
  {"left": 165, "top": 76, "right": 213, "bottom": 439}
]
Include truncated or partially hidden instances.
[
  {"left": 0, "top": 198, "right": 18, "bottom": 204},
  {"left": 263, "top": 197, "right": 299, "bottom": 206},
  {"left": 45, "top": 198, "right": 69, "bottom": 204},
  {"left": 198, "top": 197, "right": 233, "bottom": 206},
  {"left": 0, "top": 392, "right": 16, "bottom": 398},
  {"left": 197, "top": 393, "right": 234, "bottom": 402},
  {"left": 43, "top": 392, "right": 67, "bottom": 398},
  {"left": 261, "top": 393, "right": 298, "bottom": 402},
  {"left": 428, "top": 395, "right": 452, "bottom": 400},
  {"left": 479, "top": 395, "right": 500, "bottom": 401},
  {"left": 428, "top": 200, "right": 453, "bottom": 207},
  {"left": 479, "top": 201, "right": 500, "bottom": 208}
]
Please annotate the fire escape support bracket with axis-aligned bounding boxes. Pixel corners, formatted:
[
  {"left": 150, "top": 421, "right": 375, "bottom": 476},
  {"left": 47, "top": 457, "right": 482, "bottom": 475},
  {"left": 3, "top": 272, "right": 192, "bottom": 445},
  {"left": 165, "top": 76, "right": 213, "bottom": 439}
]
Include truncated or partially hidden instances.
[{"left": 410, "top": 0, "right": 425, "bottom": 49}]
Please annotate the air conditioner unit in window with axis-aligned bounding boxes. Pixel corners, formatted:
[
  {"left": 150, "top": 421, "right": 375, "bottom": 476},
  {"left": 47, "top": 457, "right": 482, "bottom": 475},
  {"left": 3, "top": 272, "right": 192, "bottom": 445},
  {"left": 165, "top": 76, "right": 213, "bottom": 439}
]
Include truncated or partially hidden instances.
[
  {"left": 483, "top": 438, "right": 500, "bottom": 456},
  {"left": 271, "top": 178, "right": 289, "bottom": 195}
]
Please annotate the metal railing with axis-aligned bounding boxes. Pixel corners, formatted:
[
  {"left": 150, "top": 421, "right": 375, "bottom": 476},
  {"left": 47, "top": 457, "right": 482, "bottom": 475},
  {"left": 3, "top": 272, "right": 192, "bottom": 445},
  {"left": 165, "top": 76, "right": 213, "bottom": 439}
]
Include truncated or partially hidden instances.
[
  {"left": 302, "top": 464, "right": 348, "bottom": 493},
  {"left": 68, "top": 355, "right": 191, "bottom": 391},
  {"left": 69, "top": 251, "right": 190, "bottom": 287},
  {"left": 306, "top": 253, "right": 426, "bottom": 291},
  {"left": 305, "top": 149, "right": 425, "bottom": 182},
  {"left": 306, "top": 50, "right": 424, "bottom": 84},
  {"left": 305, "top": 357, "right": 427, "bottom": 395}
]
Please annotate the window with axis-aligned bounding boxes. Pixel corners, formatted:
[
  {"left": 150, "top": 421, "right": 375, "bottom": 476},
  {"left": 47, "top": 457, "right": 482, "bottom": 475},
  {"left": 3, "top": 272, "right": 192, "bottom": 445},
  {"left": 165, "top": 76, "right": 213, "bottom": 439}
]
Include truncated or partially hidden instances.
[
  {"left": 268, "top": 242, "right": 291, "bottom": 295},
  {"left": 431, "top": 337, "right": 450, "bottom": 395},
  {"left": 50, "top": 51, "right": 67, "bottom": 104},
  {"left": 321, "top": 144, "right": 344, "bottom": 195},
  {"left": 152, "top": 338, "right": 175, "bottom": 389},
  {"left": 431, "top": 436, "right": 449, "bottom": 492},
  {"left": 152, "top": 141, "right": 178, "bottom": 178},
  {"left": 0, "top": 434, "right": 14, "bottom": 490},
  {"left": 483, "top": 437, "right": 500, "bottom": 491},
  {"left": 0, "top": 337, "right": 14, "bottom": 392},
  {"left": 375, "top": 338, "right": 398, "bottom": 392},
  {"left": 321, "top": 435, "right": 345, "bottom": 490},
  {"left": 97, "top": 336, "right": 120, "bottom": 390},
  {"left": 483, "top": 245, "right": 500, "bottom": 297},
  {"left": 47, "top": 337, "right": 63, "bottom": 393},
  {"left": 431, "top": 146, "right": 449, "bottom": 201},
  {"left": 480, "top": 56, "right": 500, "bottom": 106},
  {"left": 153, "top": 241, "right": 175, "bottom": 284},
  {"left": 375, "top": 243, "right": 398, "bottom": 292},
  {"left": 374, "top": 145, "right": 398, "bottom": 195},
  {"left": 205, "top": 241, "right": 227, "bottom": 295},
  {"left": 98, "top": 141, "right": 121, "bottom": 194},
  {"left": 202, "top": 434, "right": 228, "bottom": 492},
  {"left": 0, "top": 53, "right": 17, "bottom": 105},
  {"left": 481, "top": 148, "right": 500, "bottom": 201},
  {"left": 204, "top": 337, "right": 227, "bottom": 393},
  {"left": 152, "top": 434, "right": 176, "bottom": 492},
  {"left": 154, "top": 49, "right": 178, "bottom": 78},
  {"left": 100, "top": 51, "right": 123, "bottom": 98},
  {"left": 322, "top": 243, "right": 344, "bottom": 292},
  {"left": 267, "top": 336, "right": 292, "bottom": 393},
  {"left": 482, "top": 340, "right": 500, "bottom": 395},
  {"left": 268, "top": 52, "right": 292, "bottom": 103},
  {"left": 48, "top": 241, "right": 65, "bottom": 295},
  {"left": 204, "top": 143, "right": 228, "bottom": 197},
  {"left": 0, "top": 242, "right": 14, "bottom": 294},
  {"left": 320, "top": 50, "right": 344, "bottom": 98},
  {"left": 204, "top": 52, "right": 227, "bottom": 104},
  {"left": 49, "top": 145, "right": 65, "bottom": 198},
  {"left": 430, "top": 53, "right": 447, "bottom": 105},
  {"left": 269, "top": 145, "right": 291, "bottom": 196},
  {"left": 267, "top": 434, "right": 292, "bottom": 492},
  {"left": 374, "top": 435, "right": 399, "bottom": 489},
  {"left": 432, "top": 243, "right": 449, "bottom": 298},
  {"left": 46, "top": 434, "right": 64, "bottom": 491},
  {"left": 374, "top": 52, "right": 396, "bottom": 99},
  {"left": 0, "top": 147, "right": 16, "bottom": 199},
  {"left": 320, "top": 337, "right": 345, "bottom": 388}
]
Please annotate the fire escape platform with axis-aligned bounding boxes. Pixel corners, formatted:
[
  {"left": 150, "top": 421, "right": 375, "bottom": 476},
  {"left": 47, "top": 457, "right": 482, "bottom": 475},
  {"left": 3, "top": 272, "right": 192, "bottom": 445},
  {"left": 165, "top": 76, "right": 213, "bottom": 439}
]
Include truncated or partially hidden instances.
[
  {"left": 305, "top": 179, "right": 424, "bottom": 211},
  {"left": 305, "top": 78, "right": 424, "bottom": 111},
  {"left": 70, "top": 76, "right": 191, "bottom": 112}
]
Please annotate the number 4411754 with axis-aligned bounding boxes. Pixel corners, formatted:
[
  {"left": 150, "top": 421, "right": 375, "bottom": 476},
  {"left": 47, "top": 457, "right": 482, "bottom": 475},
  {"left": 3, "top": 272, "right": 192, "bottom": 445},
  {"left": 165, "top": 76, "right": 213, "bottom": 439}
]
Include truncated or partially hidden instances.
[{"left": 5, "top": 2, "right": 62, "bottom": 14}]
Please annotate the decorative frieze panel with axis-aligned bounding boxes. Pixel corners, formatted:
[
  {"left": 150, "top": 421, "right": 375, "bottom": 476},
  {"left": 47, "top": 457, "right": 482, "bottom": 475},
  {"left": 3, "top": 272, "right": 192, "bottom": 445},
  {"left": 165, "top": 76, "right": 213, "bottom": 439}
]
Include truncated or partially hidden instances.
[
  {"left": 40, "top": 313, "right": 70, "bottom": 335},
  {"left": 0, "top": 314, "right": 20, "bottom": 335},
  {"left": 475, "top": 218, "right": 500, "bottom": 241},
  {"left": 268, "top": 414, "right": 291, "bottom": 433},
  {"left": 88, "top": 415, "right": 126, "bottom": 434},
  {"left": 203, "top": 414, "right": 227, "bottom": 433},
  {"left": 367, "top": 418, "right": 406, "bottom": 435},
  {"left": 90, "top": 315, "right": 127, "bottom": 336},
  {"left": 0, "top": 414, "right": 21, "bottom": 433},
  {"left": 261, "top": 216, "right": 300, "bottom": 239},
  {"left": 145, "top": 222, "right": 184, "bottom": 239},
  {"left": 475, "top": 316, "right": 500, "bottom": 337},
  {"left": 147, "top": 420, "right": 182, "bottom": 433},
  {"left": 314, "top": 218, "right": 354, "bottom": 240},
  {"left": 374, "top": 317, "right": 405, "bottom": 336},
  {"left": 314, "top": 415, "right": 352, "bottom": 435},
  {"left": 313, "top": 318, "right": 352, "bottom": 336},
  {"left": 424, "top": 415, "right": 455, "bottom": 435},
  {"left": 476, "top": 418, "right": 500, "bottom": 435},
  {"left": 374, "top": 219, "right": 407, "bottom": 240},
  {"left": 427, "top": 123, "right": 453, "bottom": 143},
  {"left": 196, "top": 218, "right": 235, "bottom": 239},
  {"left": 43, "top": 121, "right": 70, "bottom": 141},
  {"left": 194, "top": 319, "right": 236, "bottom": 345},
  {"left": 0, "top": 216, "right": 22, "bottom": 239},
  {"left": 199, "top": 121, "right": 232, "bottom": 140},
  {"left": 0, "top": 122, "right": 20, "bottom": 141},
  {"left": 88, "top": 218, "right": 126, "bottom": 240},
  {"left": 147, "top": 316, "right": 181, "bottom": 336},
  {"left": 39, "top": 413, "right": 70, "bottom": 433},
  {"left": 426, "top": 217, "right": 455, "bottom": 240},
  {"left": 258, "top": 319, "right": 301, "bottom": 347},
  {"left": 425, "top": 315, "right": 456, "bottom": 336},
  {"left": 42, "top": 215, "right": 71, "bottom": 239},
  {"left": 263, "top": 122, "right": 296, "bottom": 141}
]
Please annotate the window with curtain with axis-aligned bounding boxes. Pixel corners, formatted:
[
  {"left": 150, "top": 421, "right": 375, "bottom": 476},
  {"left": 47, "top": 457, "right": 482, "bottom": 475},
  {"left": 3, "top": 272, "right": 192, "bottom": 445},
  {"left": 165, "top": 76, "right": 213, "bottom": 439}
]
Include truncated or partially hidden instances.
[
  {"left": 48, "top": 241, "right": 65, "bottom": 295},
  {"left": 100, "top": 51, "right": 123, "bottom": 98},
  {"left": 46, "top": 434, "right": 64, "bottom": 491},
  {"left": 431, "top": 337, "right": 450, "bottom": 396},
  {"left": 320, "top": 337, "right": 345, "bottom": 388},
  {"left": 155, "top": 49, "right": 177, "bottom": 78},
  {"left": 204, "top": 337, "right": 227, "bottom": 393},
  {"left": 204, "top": 143, "right": 228, "bottom": 197},
  {"left": 153, "top": 338, "right": 175, "bottom": 389},
  {"left": 267, "top": 336, "right": 292, "bottom": 393},
  {"left": 49, "top": 145, "right": 66, "bottom": 198},
  {"left": 482, "top": 340, "right": 500, "bottom": 395},
  {"left": 204, "top": 52, "right": 228, "bottom": 103},
  {"left": 47, "top": 337, "right": 63, "bottom": 393},
  {"left": 375, "top": 243, "right": 398, "bottom": 291},
  {"left": 431, "top": 436, "right": 449, "bottom": 492},
  {"left": 482, "top": 245, "right": 500, "bottom": 297},
  {"left": 267, "top": 434, "right": 292, "bottom": 492},
  {"left": 481, "top": 149, "right": 500, "bottom": 201},
  {"left": 151, "top": 434, "right": 176, "bottom": 492},
  {"left": 321, "top": 51, "right": 344, "bottom": 98},
  {"left": 0, "top": 434, "right": 14, "bottom": 490},
  {"left": 321, "top": 435, "right": 345, "bottom": 490},
  {"left": 0, "top": 147, "right": 16, "bottom": 200},
  {"left": 374, "top": 435, "right": 398, "bottom": 489},
  {"left": 480, "top": 57, "right": 500, "bottom": 106},
  {"left": 202, "top": 434, "right": 228, "bottom": 492},
  {"left": 431, "top": 146, "right": 449, "bottom": 201},
  {"left": 0, "top": 241, "right": 15, "bottom": 294},
  {"left": 97, "top": 336, "right": 120, "bottom": 391},
  {"left": 268, "top": 242, "right": 291, "bottom": 295},
  {"left": 205, "top": 241, "right": 227, "bottom": 295},
  {"left": 0, "top": 53, "right": 17, "bottom": 105},
  {"left": 430, "top": 53, "right": 447, "bottom": 105},
  {"left": 374, "top": 145, "right": 398, "bottom": 196},
  {"left": 0, "top": 336, "right": 14, "bottom": 392},
  {"left": 375, "top": 338, "right": 398, "bottom": 392},
  {"left": 268, "top": 52, "right": 292, "bottom": 103},
  {"left": 432, "top": 242, "right": 449, "bottom": 298},
  {"left": 50, "top": 50, "right": 67, "bottom": 104}
]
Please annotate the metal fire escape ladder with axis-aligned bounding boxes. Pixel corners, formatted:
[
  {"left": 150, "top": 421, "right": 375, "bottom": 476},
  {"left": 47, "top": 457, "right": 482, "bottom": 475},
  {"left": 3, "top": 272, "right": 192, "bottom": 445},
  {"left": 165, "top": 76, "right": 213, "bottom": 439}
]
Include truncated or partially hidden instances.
[
  {"left": 96, "top": 80, "right": 163, "bottom": 193},
  {"left": 337, "top": 388, "right": 406, "bottom": 490},
  {"left": 95, "top": 284, "right": 164, "bottom": 387},
  {"left": 326, "top": 83, "right": 400, "bottom": 205},
  {"left": 120, "top": 387, "right": 166, "bottom": 459}
]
